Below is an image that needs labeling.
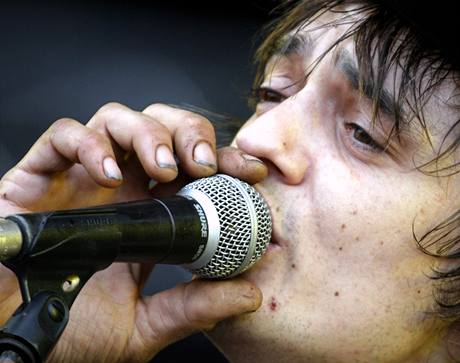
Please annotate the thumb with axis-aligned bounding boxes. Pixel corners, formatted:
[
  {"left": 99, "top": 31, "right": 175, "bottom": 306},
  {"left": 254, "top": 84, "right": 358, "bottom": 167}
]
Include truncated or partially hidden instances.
[{"left": 126, "top": 278, "right": 262, "bottom": 361}]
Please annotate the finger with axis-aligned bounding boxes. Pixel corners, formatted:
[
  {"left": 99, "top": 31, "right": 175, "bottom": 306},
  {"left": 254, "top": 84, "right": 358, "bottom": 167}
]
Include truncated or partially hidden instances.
[
  {"left": 0, "top": 264, "right": 21, "bottom": 326},
  {"left": 16, "top": 118, "right": 122, "bottom": 187},
  {"left": 128, "top": 262, "right": 156, "bottom": 292},
  {"left": 142, "top": 103, "right": 218, "bottom": 178},
  {"left": 128, "top": 278, "right": 262, "bottom": 360},
  {"left": 88, "top": 103, "right": 179, "bottom": 183},
  {"left": 217, "top": 147, "right": 268, "bottom": 184}
]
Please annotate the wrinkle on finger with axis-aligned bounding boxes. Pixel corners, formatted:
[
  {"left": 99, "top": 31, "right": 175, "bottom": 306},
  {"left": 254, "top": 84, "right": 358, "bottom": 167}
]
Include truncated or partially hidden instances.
[{"left": 217, "top": 147, "right": 268, "bottom": 184}]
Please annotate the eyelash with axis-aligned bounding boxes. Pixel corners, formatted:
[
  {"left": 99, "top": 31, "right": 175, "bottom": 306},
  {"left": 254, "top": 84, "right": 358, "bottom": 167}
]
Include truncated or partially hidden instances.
[
  {"left": 344, "top": 123, "right": 383, "bottom": 152},
  {"left": 250, "top": 86, "right": 287, "bottom": 105},
  {"left": 250, "top": 86, "right": 383, "bottom": 154}
]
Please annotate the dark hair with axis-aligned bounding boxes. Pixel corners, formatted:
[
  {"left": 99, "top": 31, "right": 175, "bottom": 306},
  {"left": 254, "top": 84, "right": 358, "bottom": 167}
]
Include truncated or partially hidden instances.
[{"left": 251, "top": 0, "right": 460, "bottom": 318}]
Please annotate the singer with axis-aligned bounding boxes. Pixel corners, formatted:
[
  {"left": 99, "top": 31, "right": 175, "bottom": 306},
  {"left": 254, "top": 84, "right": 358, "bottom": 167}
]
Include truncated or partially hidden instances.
[{"left": 1, "top": 0, "right": 460, "bottom": 362}]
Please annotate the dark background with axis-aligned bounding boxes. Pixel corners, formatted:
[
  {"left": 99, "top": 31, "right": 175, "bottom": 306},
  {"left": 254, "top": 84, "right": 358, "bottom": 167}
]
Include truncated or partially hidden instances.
[{"left": 0, "top": 1, "right": 277, "bottom": 361}]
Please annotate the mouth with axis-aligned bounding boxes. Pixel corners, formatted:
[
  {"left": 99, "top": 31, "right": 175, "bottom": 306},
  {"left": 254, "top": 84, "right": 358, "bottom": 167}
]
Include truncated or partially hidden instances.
[{"left": 267, "top": 230, "right": 283, "bottom": 252}]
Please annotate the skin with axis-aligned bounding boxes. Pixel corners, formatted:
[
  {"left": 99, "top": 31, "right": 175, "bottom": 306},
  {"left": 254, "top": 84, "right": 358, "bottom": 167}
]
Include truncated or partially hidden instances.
[
  {"left": 207, "top": 9, "right": 460, "bottom": 363},
  {"left": 0, "top": 6, "right": 459, "bottom": 363},
  {"left": 0, "top": 102, "right": 267, "bottom": 363}
]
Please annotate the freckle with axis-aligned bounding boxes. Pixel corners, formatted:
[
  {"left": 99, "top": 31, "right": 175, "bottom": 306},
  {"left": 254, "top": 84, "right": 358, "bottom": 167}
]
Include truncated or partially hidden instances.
[
  {"left": 339, "top": 247, "right": 343, "bottom": 251},
  {"left": 334, "top": 291, "right": 340, "bottom": 297},
  {"left": 417, "top": 290, "right": 421, "bottom": 294},
  {"left": 352, "top": 210, "right": 358, "bottom": 215},
  {"left": 276, "top": 207, "right": 280, "bottom": 212},
  {"left": 291, "top": 264, "right": 296, "bottom": 269},
  {"left": 282, "top": 142, "right": 287, "bottom": 147},
  {"left": 380, "top": 241, "right": 384, "bottom": 245},
  {"left": 355, "top": 236, "right": 360, "bottom": 241},
  {"left": 341, "top": 224, "right": 346, "bottom": 230},
  {"left": 269, "top": 296, "right": 278, "bottom": 311}
]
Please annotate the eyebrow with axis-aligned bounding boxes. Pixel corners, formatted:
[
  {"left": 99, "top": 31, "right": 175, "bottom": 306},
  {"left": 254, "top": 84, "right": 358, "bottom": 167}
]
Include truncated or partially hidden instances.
[
  {"left": 272, "top": 34, "right": 401, "bottom": 120},
  {"left": 272, "top": 32, "right": 313, "bottom": 57},
  {"left": 334, "top": 49, "right": 399, "bottom": 119}
]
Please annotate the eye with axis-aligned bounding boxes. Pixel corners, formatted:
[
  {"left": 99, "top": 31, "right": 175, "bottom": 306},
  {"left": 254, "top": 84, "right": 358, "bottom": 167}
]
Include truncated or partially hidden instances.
[
  {"left": 250, "top": 87, "right": 286, "bottom": 105},
  {"left": 344, "top": 123, "right": 383, "bottom": 152}
]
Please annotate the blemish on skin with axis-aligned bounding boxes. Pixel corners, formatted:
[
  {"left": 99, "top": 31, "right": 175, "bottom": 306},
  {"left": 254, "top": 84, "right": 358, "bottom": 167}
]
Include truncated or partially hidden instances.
[
  {"left": 355, "top": 236, "right": 360, "bottom": 242},
  {"left": 339, "top": 247, "right": 343, "bottom": 251},
  {"left": 417, "top": 290, "right": 421, "bottom": 294},
  {"left": 341, "top": 224, "right": 346, "bottom": 230},
  {"left": 1, "top": 193, "right": 6, "bottom": 199},
  {"left": 282, "top": 142, "right": 287, "bottom": 147},
  {"left": 291, "top": 263, "right": 296, "bottom": 269},
  {"left": 334, "top": 291, "right": 340, "bottom": 297},
  {"left": 270, "top": 296, "right": 278, "bottom": 311},
  {"left": 352, "top": 210, "right": 358, "bottom": 215},
  {"left": 276, "top": 207, "right": 280, "bottom": 212},
  {"left": 380, "top": 241, "right": 384, "bottom": 245}
]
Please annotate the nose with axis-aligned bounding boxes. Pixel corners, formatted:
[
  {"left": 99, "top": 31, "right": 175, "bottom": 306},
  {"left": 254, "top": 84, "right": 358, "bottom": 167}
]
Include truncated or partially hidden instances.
[{"left": 235, "top": 99, "right": 309, "bottom": 185}]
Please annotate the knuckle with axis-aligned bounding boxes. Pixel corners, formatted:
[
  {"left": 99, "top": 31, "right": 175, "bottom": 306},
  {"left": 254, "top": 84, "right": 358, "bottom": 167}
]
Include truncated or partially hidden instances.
[
  {"left": 96, "top": 102, "right": 125, "bottom": 118},
  {"left": 139, "top": 114, "right": 170, "bottom": 135},
  {"left": 51, "top": 118, "right": 78, "bottom": 132},
  {"left": 143, "top": 102, "right": 168, "bottom": 116},
  {"left": 183, "top": 114, "right": 212, "bottom": 131},
  {"left": 80, "top": 132, "right": 104, "bottom": 149},
  {"left": 49, "top": 118, "right": 80, "bottom": 142}
]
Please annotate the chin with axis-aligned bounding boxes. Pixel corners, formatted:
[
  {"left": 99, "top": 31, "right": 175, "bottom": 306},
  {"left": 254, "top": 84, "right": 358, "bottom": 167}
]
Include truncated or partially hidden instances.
[{"left": 205, "top": 310, "right": 265, "bottom": 363}]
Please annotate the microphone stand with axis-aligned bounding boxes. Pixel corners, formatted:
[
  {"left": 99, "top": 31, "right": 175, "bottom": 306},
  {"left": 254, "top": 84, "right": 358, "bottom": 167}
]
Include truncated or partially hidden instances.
[
  {"left": 0, "top": 196, "right": 202, "bottom": 363},
  {"left": 0, "top": 212, "right": 121, "bottom": 363}
]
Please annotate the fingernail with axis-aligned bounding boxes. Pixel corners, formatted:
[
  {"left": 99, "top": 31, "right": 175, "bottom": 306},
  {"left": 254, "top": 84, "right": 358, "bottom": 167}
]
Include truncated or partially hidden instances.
[
  {"left": 242, "top": 154, "right": 264, "bottom": 164},
  {"left": 193, "top": 142, "right": 216, "bottom": 169},
  {"left": 156, "top": 145, "right": 177, "bottom": 170},
  {"left": 103, "top": 157, "right": 122, "bottom": 181},
  {"left": 241, "top": 286, "right": 258, "bottom": 300}
]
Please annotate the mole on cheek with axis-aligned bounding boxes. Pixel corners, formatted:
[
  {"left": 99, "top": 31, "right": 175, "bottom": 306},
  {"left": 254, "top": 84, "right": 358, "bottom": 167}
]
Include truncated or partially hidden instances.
[
  {"left": 341, "top": 224, "right": 346, "bottom": 230},
  {"left": 269, "top": 296, "right": 278, "bottom": 311},
  {"left": 334, "top": 291, "right": 340, "bottom": 297}
]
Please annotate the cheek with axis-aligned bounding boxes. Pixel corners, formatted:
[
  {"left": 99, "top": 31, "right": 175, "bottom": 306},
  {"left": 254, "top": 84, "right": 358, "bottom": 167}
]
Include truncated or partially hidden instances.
[{"left": 283, "top": 158, "right": 441, "bottom": 315}]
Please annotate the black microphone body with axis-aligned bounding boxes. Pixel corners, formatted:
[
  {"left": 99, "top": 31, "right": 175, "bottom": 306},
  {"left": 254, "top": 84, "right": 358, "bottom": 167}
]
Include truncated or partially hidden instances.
[
  {"left": 0, "top": 174, "right": 272, "bottom": 280},
  {"left": 7, "top": 196, "right": 208, "bottom": 266}
]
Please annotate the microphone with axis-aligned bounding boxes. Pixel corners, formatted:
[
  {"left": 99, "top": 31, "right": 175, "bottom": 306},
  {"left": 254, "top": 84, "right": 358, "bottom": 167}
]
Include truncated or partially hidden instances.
[{"left": 0, "top": 174, "right": 272, "bottom": 279}]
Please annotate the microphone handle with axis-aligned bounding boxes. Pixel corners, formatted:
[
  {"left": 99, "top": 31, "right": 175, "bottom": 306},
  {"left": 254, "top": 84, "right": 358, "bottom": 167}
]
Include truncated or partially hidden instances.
[{"left": 5, "top": 196, "right": 208, "bottom": 266}]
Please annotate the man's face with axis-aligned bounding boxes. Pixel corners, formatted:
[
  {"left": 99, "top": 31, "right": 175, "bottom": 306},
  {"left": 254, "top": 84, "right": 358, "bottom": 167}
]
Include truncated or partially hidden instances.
[{"left": 208, "top": 8, "right": 460, "bottom": 363}]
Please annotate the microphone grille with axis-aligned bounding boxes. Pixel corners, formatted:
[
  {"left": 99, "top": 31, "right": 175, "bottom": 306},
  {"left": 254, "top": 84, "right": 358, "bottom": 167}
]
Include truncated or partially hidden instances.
[{"left": 179, "top": 174, "right": 272, "bottom": 279}]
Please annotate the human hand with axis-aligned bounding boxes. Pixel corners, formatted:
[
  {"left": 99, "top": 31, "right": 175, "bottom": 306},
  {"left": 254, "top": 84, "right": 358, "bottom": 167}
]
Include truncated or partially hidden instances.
[{"left": 0, "top": 102, "right": 267, "bottom": 363}]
